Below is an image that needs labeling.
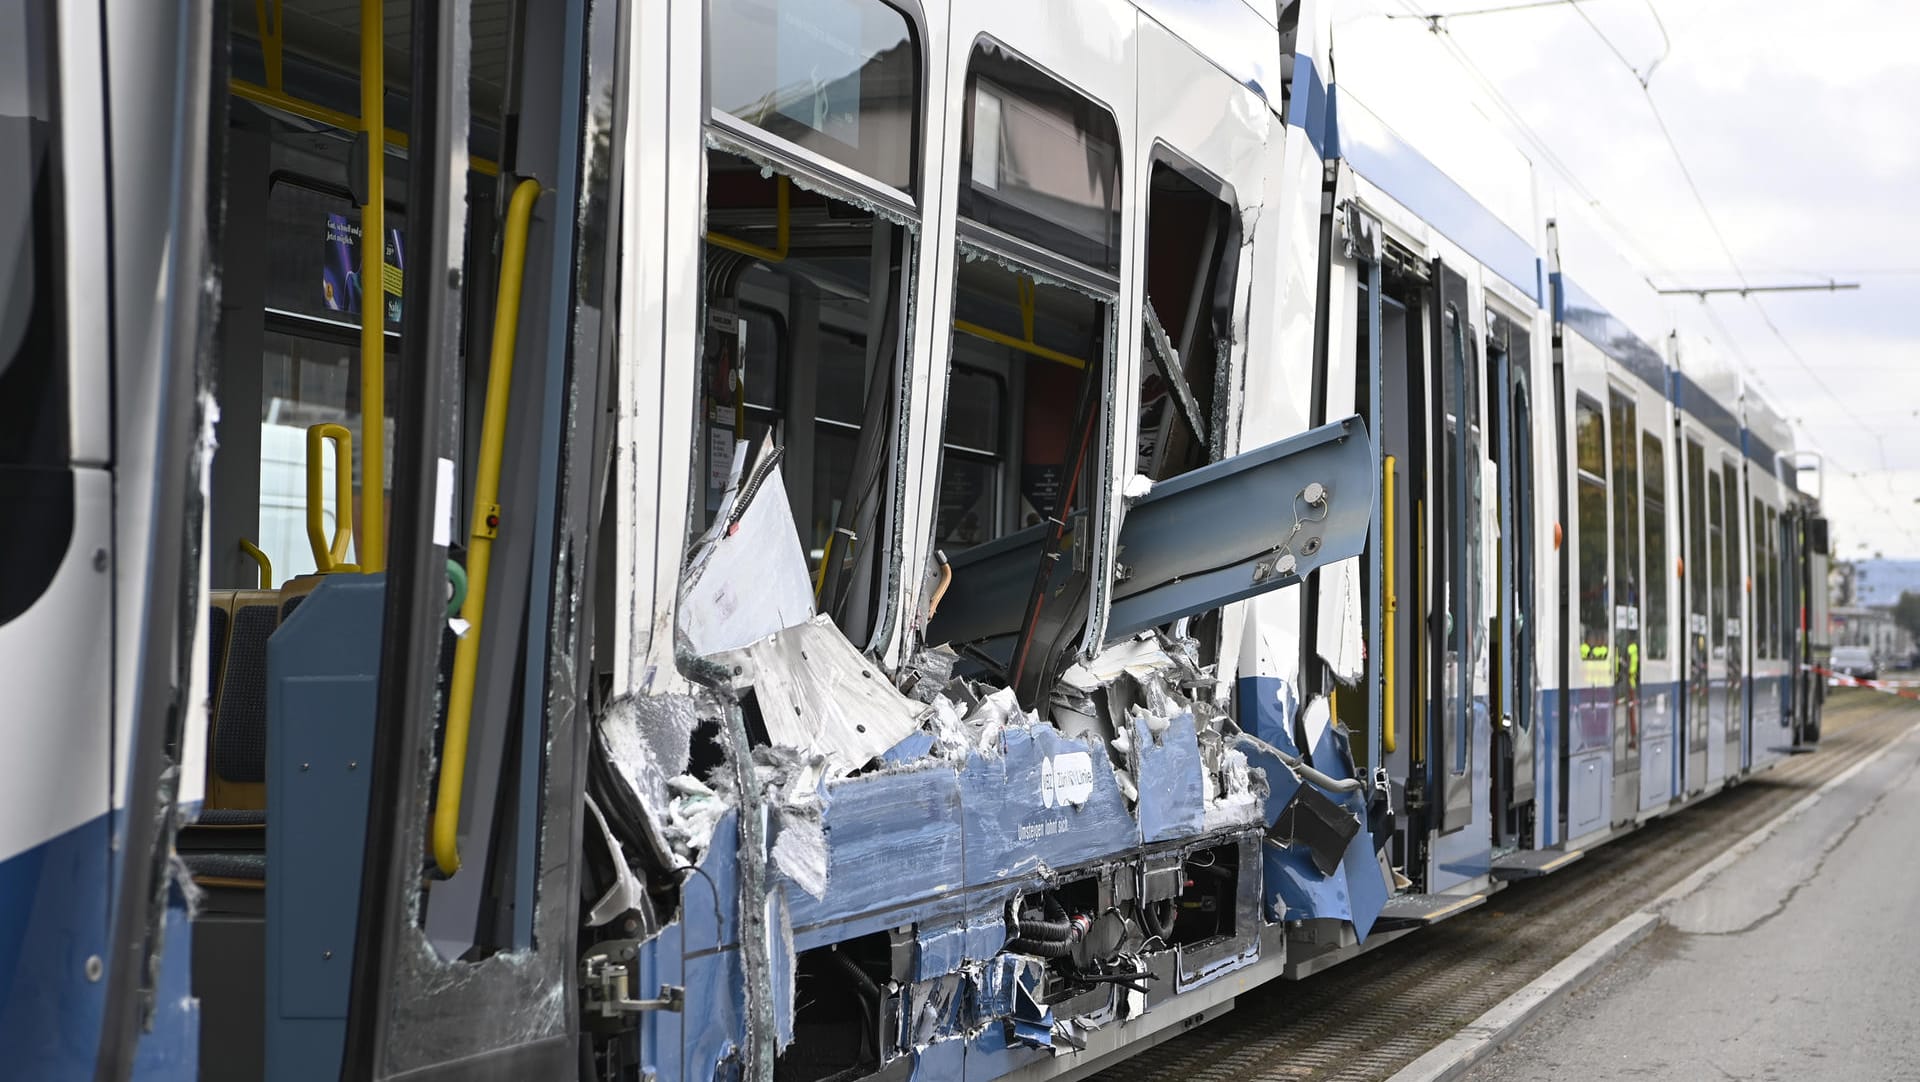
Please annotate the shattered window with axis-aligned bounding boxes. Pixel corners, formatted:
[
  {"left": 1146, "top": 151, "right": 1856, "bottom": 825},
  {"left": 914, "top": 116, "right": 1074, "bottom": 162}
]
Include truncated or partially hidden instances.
[
  {"left": 1137, "top": 159, "right": 1237, "bottom": 481},
  {"left": 697, "top": 149, "right": 911, "bottom": 640},
  {"left": 942, "top": 257, "right": 1108, "bottom": 548},
  {"left": 708, "top": 0, "right": 920, "bottom": 192}
]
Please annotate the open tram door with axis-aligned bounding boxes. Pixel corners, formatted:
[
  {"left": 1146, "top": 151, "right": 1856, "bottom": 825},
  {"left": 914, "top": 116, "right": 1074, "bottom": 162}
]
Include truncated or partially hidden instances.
[{"left": 1485, "top": 309, "right": 1537, "bottom": 848}]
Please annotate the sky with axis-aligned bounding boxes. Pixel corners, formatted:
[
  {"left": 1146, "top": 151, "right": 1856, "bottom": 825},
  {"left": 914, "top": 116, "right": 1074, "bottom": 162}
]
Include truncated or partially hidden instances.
[{"left": 1332, "top": 0, "right": 1920, "bottom": 559}]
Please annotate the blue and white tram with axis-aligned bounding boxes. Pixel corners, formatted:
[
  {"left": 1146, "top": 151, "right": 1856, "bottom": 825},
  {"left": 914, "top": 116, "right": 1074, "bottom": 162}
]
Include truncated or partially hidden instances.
[{"left": 0, "top": 1, "right": 1833, "bottom": 1080}]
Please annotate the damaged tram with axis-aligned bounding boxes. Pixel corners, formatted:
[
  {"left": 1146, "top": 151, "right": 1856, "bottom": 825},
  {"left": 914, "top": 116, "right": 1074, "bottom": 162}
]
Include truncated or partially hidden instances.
[{"left": 0, "top": 0, "right": 1833, "bottom": 1080}]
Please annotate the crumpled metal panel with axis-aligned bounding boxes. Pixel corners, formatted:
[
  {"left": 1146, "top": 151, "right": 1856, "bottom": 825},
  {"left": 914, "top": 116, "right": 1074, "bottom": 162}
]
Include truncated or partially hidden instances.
[
  {"left": 1239, "top": 675, "right": 1387, "bottom": 940},
  {"left": 959, "top": 726, "right": 1140, "bottom": 887},
  {"left": 677, "top": 443, "right": 816, "bottom": 657},
  {"left": 1133, "top": 712, "right": 1206, "bottom": 843},
  {"left": 1105, "top": 417, "right": 1375, "bottom": 641},
  {"left": 712, "top": 615, "right": 927, "bottom": 775}
]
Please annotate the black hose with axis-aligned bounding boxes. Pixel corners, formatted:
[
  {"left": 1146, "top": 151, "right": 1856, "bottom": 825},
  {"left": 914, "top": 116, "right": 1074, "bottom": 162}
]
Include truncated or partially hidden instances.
[
  {"left": 1139, "top": 897, "right": 1177, "bottom": 943},
  {"left": 1008, "top": 895, "right": 1074, "bottom": 943},
  {"left": 1005, "top": 936, "right": 1075, "bottom": 958}
]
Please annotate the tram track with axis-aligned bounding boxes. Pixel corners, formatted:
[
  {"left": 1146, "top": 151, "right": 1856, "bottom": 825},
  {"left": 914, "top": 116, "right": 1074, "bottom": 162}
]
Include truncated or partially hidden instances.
[{"left": 1091, "top": 691, "right": 1920, "bottom": 1082}]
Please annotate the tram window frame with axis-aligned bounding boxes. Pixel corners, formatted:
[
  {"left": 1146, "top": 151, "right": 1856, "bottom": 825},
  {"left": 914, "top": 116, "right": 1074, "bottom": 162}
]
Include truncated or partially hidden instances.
[
  {"left": 0, "top": 0, "right": 65, "bottom": 474},
  {"left": 1607, "top": 390, "right": 1642, "bottom": 652},
  {"left": 1642, "top": 432, "right": 1669, "bottom": 660},
  {"left": 1575, "top": 396, "right": 1609, "bottom": 661},
  {"left": 695, "top": 139, "right": 922, "bottom": 644},
  {"left": 1136, "top": 150, "right": 1240, "bottom": 481},
  {"left": 930, "top": 44, "right": 1123, "bottom": 686},
  {"left": 958, "top": 38, "right": 1123, "bottom": 275},
  {"left": 707, "top": 0, "right": 924, "bottom": 194}
]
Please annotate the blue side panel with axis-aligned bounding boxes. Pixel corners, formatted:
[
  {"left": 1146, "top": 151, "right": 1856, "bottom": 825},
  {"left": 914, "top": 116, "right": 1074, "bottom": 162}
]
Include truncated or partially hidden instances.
[
  {"left": 1550, "top": 273, "right": 1667, "bottom": 396},
  {"left": 1288, "top": 52, "right": 1330, "bottom": 156},
  {"left": 684, "top": 948, "right": 747, "bottom": 1077},
  {"left": 1329, "top": 89, "right": 1542, "bottom": 305},
  {"left": 781, "top": 766, "right": 966, "bottom": 934},
  {"left": 1672, "top": 371, "right": 1742, "bottom": 449},
  {"left": 912, "top": 1038, "right": 966, "bottom": 1081},
  {"left": 0, "top": 814, "right": 110, "bottom": 1080},
  {"left": 1428, "top": 699, "right": 1492, "bottom": 893},
  {"left": 1134, "top": 713, "right": 1205, "bottom": 843},
  {"left": 1748, "top": 433, "right": 1782, "bottom": 473},
  {"left": 960, "top": 727, "right": 1140, "bottom": 886},
  {"left": 265, "top": 575, "right": 385, "bottom": 1082},
  {"left": 1538, "top": 689, "right": 1560, "bottom": 846},
  {"left": 129, "top": 880, "right": 200, "bottom": 1078},
  {"left": 1237, "top": 676, "right": 1386, "bottom": 940},
  {"left": 635, "top": 926, "right": 686, "bottom": 1082}
]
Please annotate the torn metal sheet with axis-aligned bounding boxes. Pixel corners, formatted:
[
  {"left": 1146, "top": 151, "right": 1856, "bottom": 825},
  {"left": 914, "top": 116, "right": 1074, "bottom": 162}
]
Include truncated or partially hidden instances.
[
  {"left": 929, "top": 416, "right": 1375, "bottom": 654},
  {"left": 677, "top": 437, "right": 816, "bottom": 657},
  {"left": 1130, "top": 712, "right": 1205, "bottom": 843},
  {"left": 769, "top": 806, "right": 828, "bottom": 901},
  {"left": 713, "top": 615, "right": 928, "bottom": 775},
  {"left": 598, "top": 693, "right": 720, "bottom": 861},
  {"left": 1106, "top": 417, "right": 1375, "bottom": 641}
]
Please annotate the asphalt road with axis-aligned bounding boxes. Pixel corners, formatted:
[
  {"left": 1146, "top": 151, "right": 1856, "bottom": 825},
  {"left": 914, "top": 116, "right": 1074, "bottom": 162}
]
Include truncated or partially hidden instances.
[
  {"left": 1464, "top": 698, "right": 1920, "bottom": 1081},
  {"left": 1094, "top": 689, "right": 1920, "bottom": 1082}
]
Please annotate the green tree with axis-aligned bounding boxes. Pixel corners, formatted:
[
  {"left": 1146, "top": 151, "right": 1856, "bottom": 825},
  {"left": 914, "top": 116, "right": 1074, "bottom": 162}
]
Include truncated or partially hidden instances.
[{"left": 1893, "top": 591, "right": 1920, "bottom": 643}]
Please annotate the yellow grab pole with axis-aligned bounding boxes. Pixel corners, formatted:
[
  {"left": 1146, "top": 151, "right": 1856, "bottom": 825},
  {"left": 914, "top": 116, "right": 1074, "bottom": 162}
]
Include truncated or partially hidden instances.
[
  {"left": 434, "top": 178, "right": 543, "bottom": 876},
  {"left": 306, "top": 423, "right": 357, "bottom": 573},
  {"left": 239, "top": 538, "right": 274, "bottom": 590},
  {"left": 1382, "top": 455, "right": 1398, "bottom": 754},
  {"left": 358, "top": 0, "right": 386, "bottom": 572}
]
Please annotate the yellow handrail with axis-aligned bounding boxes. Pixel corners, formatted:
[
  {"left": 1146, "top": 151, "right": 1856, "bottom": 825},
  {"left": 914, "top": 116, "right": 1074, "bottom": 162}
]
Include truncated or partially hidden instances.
[
  {"left": 706, "top": 175, "right": 790, "bottom": 261},
  {"left": 954, "top": 275, "right": 1089, "bottom": 370},
  {"left": 358, "top": 0, "right": 387, "bottom": 573},
  {"left": 229, "top": 81, "right": 502, "bottom": 177},
  {"left": 306, "top": 423, "right": 357, "bottom": 573},
  {"left": 434, "top": 177, "right": 543, "bottom": 876},
  {"left": 1382, "top": 455, "right": 1398, "bottom": 754},
  {"left": 254, "top": 0, "right": 284, "bottom": 93},
  {"left": 240, "top": 538, "right": 274, "bottom": 590}
]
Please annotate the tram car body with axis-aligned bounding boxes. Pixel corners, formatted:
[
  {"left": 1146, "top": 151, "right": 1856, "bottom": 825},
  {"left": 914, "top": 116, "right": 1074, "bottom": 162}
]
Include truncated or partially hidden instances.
[{"left": 0, "top": 0, "right": 1832, "bottom": 1080}]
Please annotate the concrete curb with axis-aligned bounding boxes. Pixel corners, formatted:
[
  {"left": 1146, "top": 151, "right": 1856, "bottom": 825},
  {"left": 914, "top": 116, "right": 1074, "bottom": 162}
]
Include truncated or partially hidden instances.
[{"left": 1385, "top": 721, "right": 1920, "bottom": 1082}]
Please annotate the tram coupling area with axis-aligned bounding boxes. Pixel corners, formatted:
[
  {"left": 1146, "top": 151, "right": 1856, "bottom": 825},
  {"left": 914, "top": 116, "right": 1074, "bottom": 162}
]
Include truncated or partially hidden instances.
[{"left": 1088, "top": 688, "right": 1920, "bottom": 1082}]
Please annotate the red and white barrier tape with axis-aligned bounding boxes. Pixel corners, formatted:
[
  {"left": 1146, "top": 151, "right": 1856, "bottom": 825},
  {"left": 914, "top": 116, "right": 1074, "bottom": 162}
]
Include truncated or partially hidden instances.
[{"left": 1806, "top": 664, "right": 1920, "bottom": 700}]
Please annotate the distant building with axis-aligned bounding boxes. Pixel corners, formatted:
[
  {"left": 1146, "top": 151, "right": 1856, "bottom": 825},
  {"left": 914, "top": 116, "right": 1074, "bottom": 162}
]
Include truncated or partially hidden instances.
[
  {"left": 1850, "top": 558, "right": 1920, "bottom": 608},
  {"left": 1831, "top": 606, "right": 1916, "bottom": 667}
]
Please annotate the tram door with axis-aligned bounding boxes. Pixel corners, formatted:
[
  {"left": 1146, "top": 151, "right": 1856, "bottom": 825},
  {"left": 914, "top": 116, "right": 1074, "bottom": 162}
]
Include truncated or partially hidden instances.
[
  {"left": 1429, "top": 260, "right": 1479, "bottom": 837},
  {"left": 1374, "top": 270, "right": 1424, "bottom": 875},
  {"left": 1721, "top": 459, "right": 1746, "bottom": 778},
  {"left": 1607, "top": 390, "right": 1642, "bottom": 827},
  {"left": 1487, "top": 312, "right": 1536, "bottom": 845},
  {"left": 1679, "top": 434, "right": 1714, "bottom": 794}
]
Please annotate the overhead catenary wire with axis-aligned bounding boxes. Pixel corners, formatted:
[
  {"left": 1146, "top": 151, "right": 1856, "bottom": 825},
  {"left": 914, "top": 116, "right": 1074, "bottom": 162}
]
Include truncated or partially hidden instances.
[{"left": 1387, "top": 0, "right": 1920, "bottom": 551}]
